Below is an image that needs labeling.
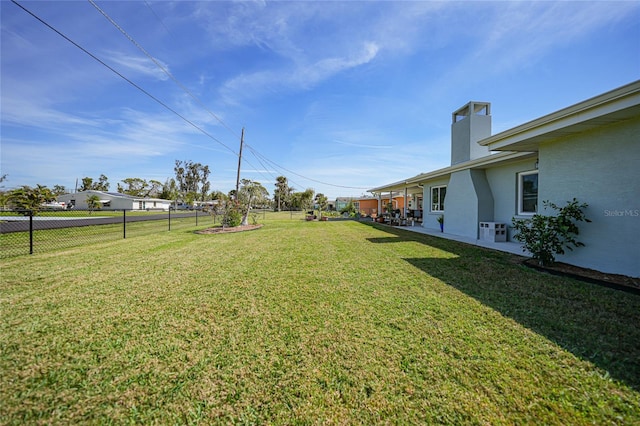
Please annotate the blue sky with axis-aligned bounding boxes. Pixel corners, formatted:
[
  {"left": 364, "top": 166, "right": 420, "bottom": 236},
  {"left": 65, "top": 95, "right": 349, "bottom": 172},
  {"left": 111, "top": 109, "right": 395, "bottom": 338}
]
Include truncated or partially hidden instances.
[{"left": 1, "top": 1, "right": 639, "bottom": 199}]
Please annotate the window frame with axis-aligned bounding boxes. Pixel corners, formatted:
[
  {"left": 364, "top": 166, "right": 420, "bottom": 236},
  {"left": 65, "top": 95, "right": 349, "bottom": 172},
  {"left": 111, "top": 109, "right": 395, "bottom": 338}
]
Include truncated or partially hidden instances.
[
  {"left": 430, "top": 185, "right": 446, "bottom": 213},
  {"left": 517, "top": 170, "right": 538, "bottom": 215}
]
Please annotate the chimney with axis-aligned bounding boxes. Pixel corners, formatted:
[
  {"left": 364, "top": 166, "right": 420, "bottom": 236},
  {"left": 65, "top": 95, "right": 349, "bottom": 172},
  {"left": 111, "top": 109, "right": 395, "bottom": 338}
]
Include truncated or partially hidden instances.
[{"left": 451, "top": 101, "right": 491, "bottom": 165}]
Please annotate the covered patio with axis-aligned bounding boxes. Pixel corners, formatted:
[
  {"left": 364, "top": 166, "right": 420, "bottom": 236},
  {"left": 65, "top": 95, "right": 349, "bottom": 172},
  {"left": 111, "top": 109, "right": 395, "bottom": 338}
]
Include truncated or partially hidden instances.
[
  {"left": 366, "top": 217, "right": 526, "bottom": 257},
  {"left": 369, "top": 181, "right": 424, "bottom": 225}
]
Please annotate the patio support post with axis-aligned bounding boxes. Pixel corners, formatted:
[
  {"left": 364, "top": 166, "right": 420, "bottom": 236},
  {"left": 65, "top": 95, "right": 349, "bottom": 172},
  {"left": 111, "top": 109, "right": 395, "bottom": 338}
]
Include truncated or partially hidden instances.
[
  {"left": 377, "top": 193, "right": 382, "bottom": 216},
  {"left": 404, "top": 187, "right": 408, "bottom": 218}
]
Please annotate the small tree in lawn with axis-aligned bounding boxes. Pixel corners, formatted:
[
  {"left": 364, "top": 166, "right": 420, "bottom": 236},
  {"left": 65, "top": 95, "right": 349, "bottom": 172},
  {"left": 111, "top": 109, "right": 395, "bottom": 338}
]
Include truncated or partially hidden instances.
[
  {"left": 86, "top": 194, "right": 101, "bottom": 214},
  {"left": 237, "top": 179, "right": 269, "bottom": 226},
  {"left": 512, "top": 198, "right": 590, "bottom": 266},
  {"left": 315, "top": 193, "right": 328, "bottom": 218}
]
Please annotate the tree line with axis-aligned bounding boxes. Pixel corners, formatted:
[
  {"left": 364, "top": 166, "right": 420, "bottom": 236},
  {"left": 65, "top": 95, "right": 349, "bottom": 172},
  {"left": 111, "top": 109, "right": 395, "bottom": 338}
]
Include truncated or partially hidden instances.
[{"left": 0, "top": 162, "right": 335, "bottom": 214}]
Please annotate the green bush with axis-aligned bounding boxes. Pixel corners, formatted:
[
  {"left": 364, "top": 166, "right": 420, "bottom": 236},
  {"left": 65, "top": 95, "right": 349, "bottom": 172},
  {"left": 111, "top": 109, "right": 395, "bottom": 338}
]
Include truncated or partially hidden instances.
[
  {"left": 512, "top": 198, "right": 590, "bottom": 266},
  {"left": 340, "top": 200, "right": 357, "bottom": 216},
  {"left": 223, "top": 207, "right": 242, "bottom": 227},
  {"left": 250, "top": 212, "right": 259, "bottom": 225}
]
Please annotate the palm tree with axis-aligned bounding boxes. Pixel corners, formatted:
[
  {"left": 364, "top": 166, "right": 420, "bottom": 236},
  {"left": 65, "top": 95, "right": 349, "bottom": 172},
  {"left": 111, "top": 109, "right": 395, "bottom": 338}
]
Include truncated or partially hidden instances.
[
  {"left": 274, "top": 176, "right": 291, "bottom": 211},
  {"left": 238, "top": 179, "right": 269, "bottom": 226},
  {"left": 86, "top": 195, "right": 101, "bottom": 214},
  {"left": 315, "top": 193, "right": 328, "bottom": 218}
]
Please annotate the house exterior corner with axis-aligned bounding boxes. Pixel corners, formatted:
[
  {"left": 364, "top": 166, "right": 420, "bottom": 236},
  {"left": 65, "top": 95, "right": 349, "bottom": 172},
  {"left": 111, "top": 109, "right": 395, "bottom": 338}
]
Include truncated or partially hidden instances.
[{"left": 368, "top": 80, "right": 640, "bottom": 278}]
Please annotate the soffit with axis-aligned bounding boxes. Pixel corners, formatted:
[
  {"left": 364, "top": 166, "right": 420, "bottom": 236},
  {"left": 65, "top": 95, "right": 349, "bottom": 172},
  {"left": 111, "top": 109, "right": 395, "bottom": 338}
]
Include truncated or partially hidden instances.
[
  {"left": 480, "top": 81, "right": 640, "bottom": 152},
  {"left": 369, "top": 151, "right": 534, "bottom": 194}
]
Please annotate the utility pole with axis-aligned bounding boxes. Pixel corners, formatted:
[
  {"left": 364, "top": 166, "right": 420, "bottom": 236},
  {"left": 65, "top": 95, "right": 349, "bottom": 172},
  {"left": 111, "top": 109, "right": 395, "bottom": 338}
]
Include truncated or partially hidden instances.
[{"left": 235, "top": 127, "right": 244, "bottom": 199}]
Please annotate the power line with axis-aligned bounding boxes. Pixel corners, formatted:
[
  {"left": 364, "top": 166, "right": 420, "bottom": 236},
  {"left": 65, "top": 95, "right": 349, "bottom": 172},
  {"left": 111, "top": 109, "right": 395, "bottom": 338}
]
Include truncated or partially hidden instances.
[
  {"left": 14, "top": 0, "right": 371, "bottom": 193},
  {"left": 11, "top": 0, "right": 237, "bottom": 157},
  {"left": 87, "top": 0, "right": 370, "bottom": 192},
  {"left": 143, "top": 0, "right": 173, "bottom": 37},
  {"left": 243, "top": 145, "right": 306, "bottom": 191},
  {"left": 88, "top": 0, "right": 240, "bottom": 142},
  {"left": 244, "top": 148, "right": 279, "bottom": 182},
  {"left": 244, "top": 143, "right": 371, "bottom": 190}
]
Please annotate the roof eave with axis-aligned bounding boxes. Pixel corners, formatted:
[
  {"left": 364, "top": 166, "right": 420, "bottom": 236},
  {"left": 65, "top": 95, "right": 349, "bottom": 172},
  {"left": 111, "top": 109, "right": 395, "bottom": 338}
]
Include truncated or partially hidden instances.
[
  {"left": 479, "top": 80, "right": 640, "bottom": 151},
  {"left": 369, "top": 151, "right": 534, "bottom": 193}
]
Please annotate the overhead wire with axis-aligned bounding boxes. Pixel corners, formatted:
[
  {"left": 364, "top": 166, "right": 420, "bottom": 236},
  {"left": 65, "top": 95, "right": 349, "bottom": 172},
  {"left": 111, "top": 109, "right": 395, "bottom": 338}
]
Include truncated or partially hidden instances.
[
  {"left": 10, "top": 0, "right": 237, "bottom": 158},
  {"left": 244, "top": 143, "right": 371, "bottom": 190},
  {"left": 87, "top": 0, "right": 371, "bottom": 192},
  {"left": 15, "top": 0, "right": 372, "bottom": 193},
  {"left": 143, "top": 0, "right": 173, "bottom": 37},
  {"left": 88, "top": 0, "right": 240, "bottom": 143},
  {"left": 244, "top": 145, "right": 311, "bottom": 191}
]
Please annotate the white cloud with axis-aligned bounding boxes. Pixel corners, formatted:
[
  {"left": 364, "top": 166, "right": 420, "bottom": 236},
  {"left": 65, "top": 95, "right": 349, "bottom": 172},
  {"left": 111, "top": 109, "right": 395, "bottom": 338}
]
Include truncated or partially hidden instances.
[
  {"left": 104, "top": 51, "right": 171, "bottom": 81},
  {"left": 1, "top": 96, "right": 98, "bottom": 129},
  {"left": 294, "top": 42, "right": 379, "bottom": 87},
  {"left": 3, "top": 1, "right": 637, "bottom": 196},
  {"left": 219, "top": 42, "right": 379, "bottom": 103},
  {"left": 0, "top": 99, "right": 236, "bottom": 190},
  {"left": 332, "top": 139, "right": 393, "bottom": 150}
]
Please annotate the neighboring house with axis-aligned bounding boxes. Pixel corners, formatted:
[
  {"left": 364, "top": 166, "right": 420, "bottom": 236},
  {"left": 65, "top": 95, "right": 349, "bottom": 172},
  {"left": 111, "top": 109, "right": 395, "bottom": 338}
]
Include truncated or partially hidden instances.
[
  {"left": 334, "top": 197, "right": 355, "bottom": 212},
  {"left": 370, "top": 81, "right": 640, "bottom": 278},
  {"left": 57, "top": 190, "right": 173, "bottom": 211}
]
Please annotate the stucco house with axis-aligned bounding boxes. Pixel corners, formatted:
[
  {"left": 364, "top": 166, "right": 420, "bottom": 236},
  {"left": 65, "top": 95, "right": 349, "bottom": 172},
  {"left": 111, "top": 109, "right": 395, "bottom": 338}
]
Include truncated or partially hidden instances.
[
  {"left": 370, "top": 81, "right": 640, "bottom": 278},
  {"left": 333, "top": 197, "right": 355, "bottom": 212},
  {"left": 57, "top": 190, "right": 173, "bottom": 211}
]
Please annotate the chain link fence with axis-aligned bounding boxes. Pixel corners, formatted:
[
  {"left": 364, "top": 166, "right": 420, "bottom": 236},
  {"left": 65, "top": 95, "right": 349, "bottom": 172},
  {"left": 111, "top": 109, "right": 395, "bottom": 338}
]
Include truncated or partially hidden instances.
[
  {"left": 0, "top": 209, "right": 219, "bottom": 259},
  {"left": 0, "top": 208, "right": 315, "bottom": 259}
]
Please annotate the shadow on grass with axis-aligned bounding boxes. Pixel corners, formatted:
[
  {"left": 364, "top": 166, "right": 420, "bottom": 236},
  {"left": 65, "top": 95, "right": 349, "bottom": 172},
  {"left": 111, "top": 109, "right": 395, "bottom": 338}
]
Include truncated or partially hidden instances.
[
  {"left": 363, "top": 222, "right": 640, "bottom": 391},
  {"left": 367, "top": 236, "right": 417, "bottom": 245}
]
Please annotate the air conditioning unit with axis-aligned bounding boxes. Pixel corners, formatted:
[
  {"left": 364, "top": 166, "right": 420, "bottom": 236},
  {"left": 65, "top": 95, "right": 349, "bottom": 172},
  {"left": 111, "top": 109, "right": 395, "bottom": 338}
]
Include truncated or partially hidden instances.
[{"left": 479, "top": 222, "right": 506, "bottom": 242}]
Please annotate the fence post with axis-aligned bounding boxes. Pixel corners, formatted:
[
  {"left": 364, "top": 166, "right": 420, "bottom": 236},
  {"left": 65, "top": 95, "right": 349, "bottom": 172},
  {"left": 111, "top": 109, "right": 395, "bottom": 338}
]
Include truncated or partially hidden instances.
[
  {"left": 123, "top": 210, "right": 126, "bottom": 239},
  {"left": 168, "top": 208, "right": 171, "bottom": 231},
  {"left": 29, "top": 210, "right": 34, "bottom": 254},
  {"left": 195, "top": 209, "right": 198, "bottom": 227}
]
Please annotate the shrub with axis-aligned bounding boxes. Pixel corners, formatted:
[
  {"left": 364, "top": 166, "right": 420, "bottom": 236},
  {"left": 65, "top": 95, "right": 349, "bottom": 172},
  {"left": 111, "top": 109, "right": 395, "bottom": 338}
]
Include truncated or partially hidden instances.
[
  {"left": 340, "top": 200, "right": 357, "bottom": 216},
  {"left": 512, "top": 198, "right": 590, "bottom": 266},
  {"left": 223, "top": 207, "right": 242, "bottom": 228}
]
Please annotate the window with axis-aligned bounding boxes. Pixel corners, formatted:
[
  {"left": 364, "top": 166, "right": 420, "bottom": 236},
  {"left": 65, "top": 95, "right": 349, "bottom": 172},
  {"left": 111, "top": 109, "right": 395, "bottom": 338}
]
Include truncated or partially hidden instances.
[
  {"left": 518, "top": 171, "right": 538, "bottom": 215},
  {"left": 431, "top": 185, "right": 446, "bottom": 212}
]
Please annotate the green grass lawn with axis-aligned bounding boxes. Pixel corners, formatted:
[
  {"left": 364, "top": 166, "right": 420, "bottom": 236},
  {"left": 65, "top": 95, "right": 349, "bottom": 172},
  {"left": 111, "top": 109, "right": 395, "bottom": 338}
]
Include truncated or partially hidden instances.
[
  {"left": 0, "top": 210, "right": 217, "bottom": 258},
  {"left": 1, "top": 217, "right": 639, "bottom": 424}
]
